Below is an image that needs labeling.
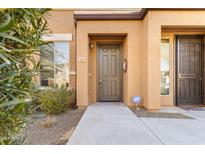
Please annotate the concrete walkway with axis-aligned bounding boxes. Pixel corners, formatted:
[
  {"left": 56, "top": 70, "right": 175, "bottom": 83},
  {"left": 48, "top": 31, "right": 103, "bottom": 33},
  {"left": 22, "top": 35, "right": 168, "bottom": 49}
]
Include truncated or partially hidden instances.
[
  {"left": 140, "top": 118, "right": 205, "bottom": 144},
  {"left": 67, "top": 103, "right": 162, "bottom": 144},
  {"left": 67, "top": 103, "right": 205, "bottom": 145},
  {"left": 140, "top": 107, "right": 205, "bottom": 144}
]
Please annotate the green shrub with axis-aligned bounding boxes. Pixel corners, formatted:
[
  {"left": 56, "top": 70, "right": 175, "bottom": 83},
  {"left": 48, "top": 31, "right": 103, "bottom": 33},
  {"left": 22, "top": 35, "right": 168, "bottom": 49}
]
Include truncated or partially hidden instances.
[
  {"left": 39, "top": 84, "right": 72, "bottom": 115},
  {"left": 29, "top": 85, "right": 44, "bottom": 111},
  {"left": 0, "top": 9, "right": 50, "bottom": 144}
]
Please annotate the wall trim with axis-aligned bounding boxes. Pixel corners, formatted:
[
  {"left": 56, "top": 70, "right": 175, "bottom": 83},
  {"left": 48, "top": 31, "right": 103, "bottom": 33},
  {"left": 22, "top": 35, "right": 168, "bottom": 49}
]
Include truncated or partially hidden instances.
[
  {"left": 42, "top": 34, "right": 72, "bottom": 41},
  {"left": 69, "top": 71, "right": 76, "bottom": 75}
]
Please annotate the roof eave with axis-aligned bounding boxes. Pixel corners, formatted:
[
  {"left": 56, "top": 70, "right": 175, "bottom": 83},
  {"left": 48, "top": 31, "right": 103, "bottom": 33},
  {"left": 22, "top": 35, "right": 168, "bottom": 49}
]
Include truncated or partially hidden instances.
[
  {"left": 74, "top": 13, "right": 143, "bottom": 20},
  {"left": 74, "top": 8, "right": 205, "bottom": 21},
  {"left": 74, "top": 8, "right": 147, "bottom": 20}
]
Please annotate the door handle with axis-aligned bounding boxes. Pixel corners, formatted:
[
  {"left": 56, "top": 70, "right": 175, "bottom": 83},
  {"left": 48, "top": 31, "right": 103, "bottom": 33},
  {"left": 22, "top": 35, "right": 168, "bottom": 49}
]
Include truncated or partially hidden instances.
[{"left": 99, "top": 79, "right": 102, "bottom": 85}]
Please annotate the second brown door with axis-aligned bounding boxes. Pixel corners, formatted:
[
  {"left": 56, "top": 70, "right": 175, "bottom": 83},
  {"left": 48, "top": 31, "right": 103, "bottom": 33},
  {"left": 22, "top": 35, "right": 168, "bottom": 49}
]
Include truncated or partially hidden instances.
[{"left": 176, "top": 35, "right": 203, "bottom": 105}]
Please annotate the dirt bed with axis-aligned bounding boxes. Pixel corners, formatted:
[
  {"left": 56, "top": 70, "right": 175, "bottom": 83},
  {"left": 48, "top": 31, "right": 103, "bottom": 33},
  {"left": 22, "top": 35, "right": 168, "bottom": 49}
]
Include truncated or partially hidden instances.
[
  {"left": 131, "top": 109, "right": 193, "bottom": 119},
  {"left": 20, "top": 108, "right": 86, "bottom": 145}
]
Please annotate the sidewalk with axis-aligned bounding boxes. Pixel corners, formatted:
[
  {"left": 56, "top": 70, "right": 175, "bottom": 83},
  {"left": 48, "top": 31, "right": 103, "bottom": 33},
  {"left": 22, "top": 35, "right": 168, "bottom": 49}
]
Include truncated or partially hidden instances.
[
  {"left": 67, "top": 103, "right": 162, "bottom": 145},
  {"left": 67, "top": 103, "right": 205, "bottom": 145}
]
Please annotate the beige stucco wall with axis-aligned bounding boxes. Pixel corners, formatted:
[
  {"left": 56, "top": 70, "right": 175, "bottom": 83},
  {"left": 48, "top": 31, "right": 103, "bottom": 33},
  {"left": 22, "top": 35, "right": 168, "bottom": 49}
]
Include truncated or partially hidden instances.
[
  {"left": 123, "top": 36, "right": 129, "bottom": 106},
  {"left": 88, "top": 37, "right": 124, "bottom": 104},
  {"left": 47, "top": 10, "right": 76, "bottom": 90},
  {"left": 161, "top": 31, "right": 205, "bottom": 106},
  {"left": 47, "top": 10, "right": 205, "bottom": 110},
  {"left": 88, "top": 39, "right": 97, "bottom": 103},
  {"left": 160, "top": 33, "right": 174, "bottom": 106},
  {"left": 76, "top": 20, "right": 142, "bottom": 107},
  {"left": 140, "top": 15, "right": 149, "bottom": 109},
  {"left": 144, "top": 10, "right": 205, "bottom": 109},
  {"left": 87, "top": 37, "right": 129, "bottom": 105}
]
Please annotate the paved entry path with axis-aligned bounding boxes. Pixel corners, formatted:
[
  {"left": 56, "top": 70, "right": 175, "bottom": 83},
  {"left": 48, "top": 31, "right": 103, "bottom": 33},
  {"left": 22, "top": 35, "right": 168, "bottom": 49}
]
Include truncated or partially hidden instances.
[{"left": 67, "top": 103, "right": 162, "bottom": 145}]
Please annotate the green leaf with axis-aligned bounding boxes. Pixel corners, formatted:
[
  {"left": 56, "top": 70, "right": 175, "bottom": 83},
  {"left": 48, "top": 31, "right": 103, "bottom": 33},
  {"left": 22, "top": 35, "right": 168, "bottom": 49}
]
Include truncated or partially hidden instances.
[
  {"left": 0, "top": 33, "right": 28, "bottom": 46},
  {"left": 0, "top": 14, "right": 13, "bottom": 32},
  {"left": 0, "top": 52, "right": 11, "bottom": 64},
  {"left": 0, "top": 98, "right": 31, "bottom": 108},
  {"left": 0, "top": 43, "right": 11, "bottom": 52},
  {"left": 0, "top": 8, "right": 50, "bottom": 145}
]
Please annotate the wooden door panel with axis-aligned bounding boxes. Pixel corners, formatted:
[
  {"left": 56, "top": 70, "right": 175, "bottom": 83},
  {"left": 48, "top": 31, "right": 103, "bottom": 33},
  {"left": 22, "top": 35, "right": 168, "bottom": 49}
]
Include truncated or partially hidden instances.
[
  {"left": 110, "top": 80, "right": 117, "bottom": 96},
  {"left": 177, "top": 35, "right": 203, "bottom": 105},
  {"left": 102, "top": 80, "right": 109, "bottom": 96},
  {"left": 102, "top": 55, "right": 109, "bottom": 76},
  {"left": 110, "top": 55, "right": 117, "bottom": 76},
  {"left": 98, "top": 44, "right": 122, "bottom": 102}
]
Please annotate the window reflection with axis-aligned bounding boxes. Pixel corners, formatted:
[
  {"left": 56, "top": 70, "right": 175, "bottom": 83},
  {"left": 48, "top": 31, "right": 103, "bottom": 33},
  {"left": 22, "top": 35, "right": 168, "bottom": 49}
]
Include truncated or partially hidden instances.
[
  {"left": 160, "top": 39, "right": 170, "bottom": 95},
  {"left": 40, "top": 43, "right": 54, "bottom": 86},
  {"left": 54, "top": 42, "right": 69, "bottom": 86},
  {"left": 40, "top": 42, "right": 69, "bottom": 87}
]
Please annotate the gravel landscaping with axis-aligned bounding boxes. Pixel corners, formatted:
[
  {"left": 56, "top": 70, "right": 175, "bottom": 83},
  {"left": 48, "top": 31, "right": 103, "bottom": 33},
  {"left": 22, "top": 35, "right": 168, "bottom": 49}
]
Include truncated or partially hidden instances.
[
  {"left": 131, "top": 109, "right": 194, "bottom": 119},
  {"left": 20, "top": 108, "right": 86, "bottom": 145},
  {"left": 180, "top": 106, "right": 205, "bottom": 111}
]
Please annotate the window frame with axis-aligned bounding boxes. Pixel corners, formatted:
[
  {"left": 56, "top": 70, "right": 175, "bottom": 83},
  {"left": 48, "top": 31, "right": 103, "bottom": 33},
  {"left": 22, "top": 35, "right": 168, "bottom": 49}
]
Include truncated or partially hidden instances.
[
  {"left": 160, "top": 38, "right": 171, "bottom": 96},
  {"left": 40, "top": 34, "right": 72, "bottom": 87}
]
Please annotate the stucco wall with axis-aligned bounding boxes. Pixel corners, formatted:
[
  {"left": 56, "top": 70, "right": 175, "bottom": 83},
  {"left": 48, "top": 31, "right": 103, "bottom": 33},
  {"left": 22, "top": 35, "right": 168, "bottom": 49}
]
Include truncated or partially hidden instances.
[
  {"left": 123, "top": 37, "right": 129, "bottom": 106},
  {"left": 88, "top": 39, "right": 97, "bottom": 103},
  {"left": 47, "top": 10, "right": 76, "bottom": 90},
  {"left": 144, "top": 10, "right": 205, "bottom": 109},
  {"left": 161, "top": 31, "right": 205, "bottom": 106},
  {"left": 47, "top": 10, "right": 205, "bottom": 110},
  {"left": 141, "top": 15, "right": 149, "bottom": 109},
  {"left": 76, "top": 20, "right": 142, "bottom": 107},
  {"left": 88, "top": 37, "right": 124, "bottom": 104},
  {"left": 160, "top": 33, "right": 174, "bottom": 106}
]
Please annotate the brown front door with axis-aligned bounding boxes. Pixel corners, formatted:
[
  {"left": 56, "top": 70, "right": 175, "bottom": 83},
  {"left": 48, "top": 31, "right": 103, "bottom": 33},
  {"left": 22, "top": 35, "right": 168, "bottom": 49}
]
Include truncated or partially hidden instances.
[
  {"left": 176, "top": 35, "right": 203, "bottom": 105},
  {"left": 97, "top": 44, "right": 122, "bottom": 102}
]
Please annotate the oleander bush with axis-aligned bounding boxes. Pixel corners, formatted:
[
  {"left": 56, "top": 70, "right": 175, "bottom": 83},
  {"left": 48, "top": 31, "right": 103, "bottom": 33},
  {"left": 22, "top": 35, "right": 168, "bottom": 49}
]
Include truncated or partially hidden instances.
[
  {"left": 0, "top": 8, "right": 50, "bottom": 144},
  {"left": 39, "top": 84, "right": 72, "bottom": 115}
]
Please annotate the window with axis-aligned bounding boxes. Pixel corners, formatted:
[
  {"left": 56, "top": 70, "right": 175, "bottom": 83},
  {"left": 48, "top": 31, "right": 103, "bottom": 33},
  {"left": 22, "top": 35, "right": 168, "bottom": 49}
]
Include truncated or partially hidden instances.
[
  {"left": 40, "top": 42, "right": 69, "bottom": 87},
  {"left": 160, "top": 39, "right": 170, "bottom": 95}
]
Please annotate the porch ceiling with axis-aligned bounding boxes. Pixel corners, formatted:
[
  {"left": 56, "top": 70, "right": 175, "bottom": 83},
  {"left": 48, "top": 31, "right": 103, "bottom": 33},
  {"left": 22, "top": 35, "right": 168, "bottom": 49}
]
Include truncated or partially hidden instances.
[{"left": 89, "top": 34, "right": 126, "bottom": 40}]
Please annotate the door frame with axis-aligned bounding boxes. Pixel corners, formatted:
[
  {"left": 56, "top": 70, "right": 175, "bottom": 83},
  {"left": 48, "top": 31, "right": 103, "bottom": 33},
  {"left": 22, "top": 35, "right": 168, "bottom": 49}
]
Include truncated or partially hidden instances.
[
  {"left": 96, "top": 42, "right": 123, "bottom": 102},
  {"left": 175, "top": 34, "right": 204, "bottom": 106}
]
